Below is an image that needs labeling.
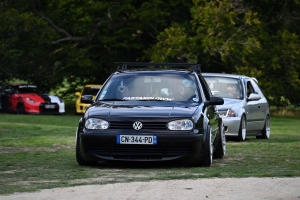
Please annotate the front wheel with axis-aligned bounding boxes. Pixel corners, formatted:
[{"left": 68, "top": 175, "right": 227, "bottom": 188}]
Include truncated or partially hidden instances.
[
  {"left": 16, "top": 103, "right": 25, "bottom": 114},
  {"left": 201, "top": 126, "right": 213, "bottom": 167},
  {"left": 237, "top": 115, "right": 246, "bottom": 141},
  {"left": 213, "top": 123, "right": 226, "bottom": 159},
  {"left": 76, "top": 131, "right": 98, "bottom": 166}
]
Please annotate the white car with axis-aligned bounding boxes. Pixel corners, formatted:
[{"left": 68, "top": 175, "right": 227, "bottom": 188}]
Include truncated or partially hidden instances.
[
  {"left": 203, "top": 73, "right": 270, "bottom": 141},
  {"left": 48, "top": 94, "right": 65, "bottom": 114}
]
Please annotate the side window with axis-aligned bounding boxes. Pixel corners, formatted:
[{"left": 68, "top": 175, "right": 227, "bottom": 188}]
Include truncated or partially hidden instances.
[
  {"left": 250, "top": 79, "right": 265, "bottom": 98},
  {"left": 246, "top": 81, "right": 255, "bottom": 97}
]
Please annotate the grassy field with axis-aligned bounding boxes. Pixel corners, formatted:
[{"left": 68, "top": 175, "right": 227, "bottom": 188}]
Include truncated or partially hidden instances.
[{"left": 0, "top": 113, "right": 300, "bottom": 195}]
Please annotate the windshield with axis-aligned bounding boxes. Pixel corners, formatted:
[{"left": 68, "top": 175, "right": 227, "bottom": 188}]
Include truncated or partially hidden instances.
[
  {"left": 82, "top": 86, "right": 101, "bottom": 96},
  {"left": 12, "top": 85, "right": 39, "bottom": 93},
  {"left": 204, "top": 76, "right": 243, "bottom": 99},
  {"left": 98, "top": 73, "right": 201, "bottom": 102}
]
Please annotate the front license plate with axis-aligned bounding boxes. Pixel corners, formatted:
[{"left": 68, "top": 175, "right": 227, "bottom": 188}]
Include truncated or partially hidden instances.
[
  {"left": 116, "top": 135, "right": 157, "bottom": 145},
  {"left": 45, "top": 105, "right": 55, "bottom": 109}
]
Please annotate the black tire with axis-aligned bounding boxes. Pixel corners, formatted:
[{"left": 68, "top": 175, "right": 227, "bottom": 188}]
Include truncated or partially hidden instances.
[
  {"left": 237, "top": 115, "right": 246, "bottom": 141},
  {"left": 201, "top": 126, "right": 213, "bottom": 167},
  {"left": 257, "top": 116, "right": 270, "bottom": 139},
  {"left": 213, "top": 123, "right": 226, "bottom": 159},
  {"left": 76, "top": 131, "right": 98, "bottom": 166},
  {"left": 16, "top": 103, "right": 25, "bottom": 114}
]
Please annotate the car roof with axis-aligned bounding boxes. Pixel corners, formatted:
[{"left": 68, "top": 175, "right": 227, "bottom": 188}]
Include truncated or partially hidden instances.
[
  {"left": 202, "top": 72, "right": 250, "bottom": 79},
  {"left": 115, "top": 62, "right": 202, "bottom": 74},
  {"left": 114, "top": 70, "right": 196, "bottom": 75}
]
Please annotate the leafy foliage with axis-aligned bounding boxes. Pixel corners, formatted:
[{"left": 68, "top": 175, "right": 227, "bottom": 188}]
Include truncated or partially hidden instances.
[
  {"left": 0, "top": 0, "right": 299, "bottom": 106},
  {"left": 148, "top": 0, "right": 300, "bottom": 107}
]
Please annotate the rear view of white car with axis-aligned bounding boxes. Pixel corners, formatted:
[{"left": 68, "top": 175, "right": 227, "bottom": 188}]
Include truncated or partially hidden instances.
[{"left": 203, "top": 73, "right": 270, "bottom": 141}]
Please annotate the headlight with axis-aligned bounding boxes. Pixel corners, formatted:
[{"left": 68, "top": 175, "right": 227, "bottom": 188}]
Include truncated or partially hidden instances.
[
  {"left": 227, "top": 109, "right": 236, "bottom": 117},
  {"left": 168, "top": 119, "right": 193, "bottom": 130},
  {"left": 218, "top": 108, "right": 236, "bottom": 117},
  {"left": 26, "top": 98, "right": 35, "bottom": 103},
  {"left": 85, "top": 118, "right": 109, "bottom": 129}
]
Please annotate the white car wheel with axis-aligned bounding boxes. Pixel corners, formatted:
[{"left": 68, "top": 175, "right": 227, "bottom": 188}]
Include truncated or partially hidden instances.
[
  {"left": 209, "top": 131, "right": 213, "bottom": 163},
  {"left": 262, "top": 116, "right": 270, "bottom": 139},
  {"left": 238, "top": 115, "right": 246, "bottom": 141}
]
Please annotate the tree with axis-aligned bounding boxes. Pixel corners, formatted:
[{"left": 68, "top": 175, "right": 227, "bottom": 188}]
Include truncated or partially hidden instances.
[
  {"left": 0, "top": 0, "right": 193, "bottom": 95},
  {"left": 0, "top": 8, "right": 60, "bottom": 91},
  {"left": 1, "top": 0, "right": 299, "bottom": 106},
  {"left": 236, "top": 0, "right": 300, "bottom": 106},
  {"left": 147, "top": 0, "right": 300, "bottom": 107},
  {"left": 148, "top": 0, "right": 262, "bottom": 71}
]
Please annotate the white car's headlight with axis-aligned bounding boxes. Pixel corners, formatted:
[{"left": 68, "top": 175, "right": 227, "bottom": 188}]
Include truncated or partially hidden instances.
[
  {"left": 168, "top": 119, "right": 193, "bottom": 130},
  {"left": 85, "top": 118, "right": 109, "bottom": 129},
  {"left": 219, "top": 109, "right": 236, "bottom": 117},
  {"left": 227, "top": 109, "right": 236, "bottom": 117}
]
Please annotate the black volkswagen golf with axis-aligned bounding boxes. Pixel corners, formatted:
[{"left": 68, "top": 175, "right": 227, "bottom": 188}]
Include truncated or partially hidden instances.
[{"left": 76, "top": 62, "right": 225, "bottom": 167}]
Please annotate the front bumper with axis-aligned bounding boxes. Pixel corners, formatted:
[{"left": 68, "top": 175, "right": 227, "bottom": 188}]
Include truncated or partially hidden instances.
[
  {"left": 24, "top": 103, "right": 60, "bottom": 114},
  {"left": 76, "top": 103, "right": 90, "bottom": 114},
  {"left": 222, "top": 117, "right": 241, "bottom": 136},
  {"left": 78, "top": 131, "right": 204, "bottom": 162}
]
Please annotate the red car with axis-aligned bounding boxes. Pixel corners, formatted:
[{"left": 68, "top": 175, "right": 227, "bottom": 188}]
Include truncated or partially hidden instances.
[{"left": 0, "top": 84, "right": 63, "bottom": 114}]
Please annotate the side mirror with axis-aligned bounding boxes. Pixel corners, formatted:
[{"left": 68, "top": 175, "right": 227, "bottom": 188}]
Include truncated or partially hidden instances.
[
  {"left": 209, "top": 96, "right": 224, "bottom": 105},
  {"left": 81, "top": 95, "right": 93, "bottom": 104},
  {"left": 203, "top": 96, "right": 224, "bottom": 111},
  {"left": 75, "top": 92, "right": 81, "bottom": 97},
  {"left": 247, "top": 93, "right": 261, "bottom": 101}
]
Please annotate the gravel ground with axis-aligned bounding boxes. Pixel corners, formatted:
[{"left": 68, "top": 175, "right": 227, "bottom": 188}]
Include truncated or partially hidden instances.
[{"left": 2, "top": 177, "right": 300, "bottom": 200}]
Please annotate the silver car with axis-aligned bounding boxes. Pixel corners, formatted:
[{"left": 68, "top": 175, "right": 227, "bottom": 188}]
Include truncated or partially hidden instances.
[{"left": 203, "top": 73, "right": 270, "bottom": 141}]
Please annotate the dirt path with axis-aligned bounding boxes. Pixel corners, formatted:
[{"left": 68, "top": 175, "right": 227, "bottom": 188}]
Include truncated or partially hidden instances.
[{"left": 2, "top": 177, "right": 300, "bottom": 200}]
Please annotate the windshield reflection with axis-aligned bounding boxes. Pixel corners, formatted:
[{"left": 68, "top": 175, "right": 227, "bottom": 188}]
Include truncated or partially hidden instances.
[{"left": 98, "top": 73, "right": 201, "bottom": 103}]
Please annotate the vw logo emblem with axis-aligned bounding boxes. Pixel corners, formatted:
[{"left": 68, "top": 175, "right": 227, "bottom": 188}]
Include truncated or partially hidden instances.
[{"left": 133, "top": 121, "right": 142, "bottom": 130}]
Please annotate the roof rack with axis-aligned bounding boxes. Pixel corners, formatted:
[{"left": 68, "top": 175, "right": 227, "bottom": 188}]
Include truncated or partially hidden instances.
[{"left": 114, "top": 62, "right": 201, "bottom": 74}]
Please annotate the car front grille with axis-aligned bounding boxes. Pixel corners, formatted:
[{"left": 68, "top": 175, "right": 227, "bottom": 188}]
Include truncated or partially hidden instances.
[
  {"left": 112, "top": 155, "right": 163, "bottom": 160},
  {"left": 88, "top": 145, "right": 189, "bottom": 156},
  {"left": 39, "top": 103, "right": 59, "bottom": 114},
  {"left": 109, "top": 121, "right": 167, "bottom": 130},
  {"left": 112, "top": 146, "right": 163, "bottom": 154}
]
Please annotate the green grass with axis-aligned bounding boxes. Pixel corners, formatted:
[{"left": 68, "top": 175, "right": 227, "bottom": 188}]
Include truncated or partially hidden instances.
[{"left": 0, "top": 113, "right": 300, "bottom": 195}]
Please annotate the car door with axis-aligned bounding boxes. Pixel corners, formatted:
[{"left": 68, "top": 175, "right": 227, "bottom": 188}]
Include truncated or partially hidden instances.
[
  {"left": 245, "top": 79, "right": 265, "bottom": 131},
  {"left": 249, "top": 79, "right": 268, "bottom": 130},
  {"left": 198, "top": 75, "right": 219, "bottom": 138}
]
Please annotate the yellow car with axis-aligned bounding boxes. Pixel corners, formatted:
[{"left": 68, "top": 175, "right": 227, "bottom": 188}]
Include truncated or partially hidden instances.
[{"left": 75, "top": 84, "right": 102, "bottom": 114}]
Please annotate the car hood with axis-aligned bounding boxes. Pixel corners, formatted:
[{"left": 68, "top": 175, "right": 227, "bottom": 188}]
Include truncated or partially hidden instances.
[
  {"left": 85, "top": 101, "right": 200, "bottom": 118},
  {"left": 216, "top": 98, "right": 243, "bottom": 110},
  {"left": 18, "top": 93, "right": 49, "bottom": 102}
]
